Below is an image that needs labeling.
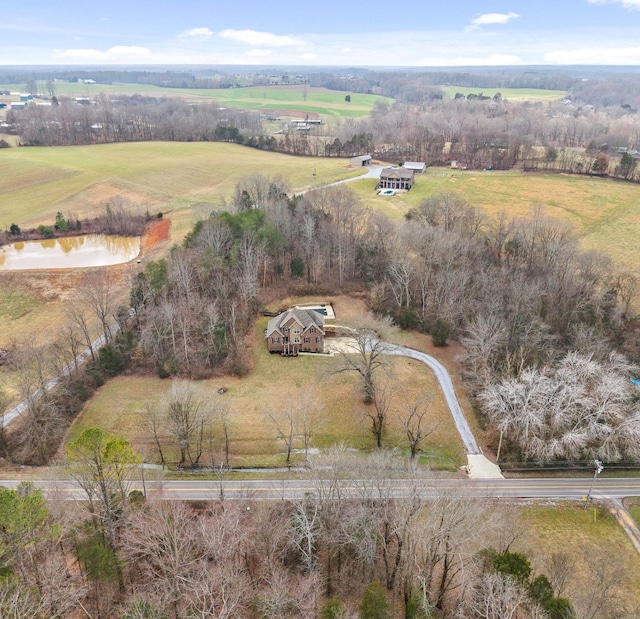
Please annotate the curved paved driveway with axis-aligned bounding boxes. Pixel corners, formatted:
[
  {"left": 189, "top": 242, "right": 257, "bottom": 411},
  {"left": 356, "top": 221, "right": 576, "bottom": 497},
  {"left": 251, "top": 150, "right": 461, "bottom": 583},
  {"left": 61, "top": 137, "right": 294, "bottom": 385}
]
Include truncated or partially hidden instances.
[
  {"left": 384, "top": 342, "right": 503, "bottom": 478},
  {"left": 326, "top": 334, "right": 503, "bottom": 479}
]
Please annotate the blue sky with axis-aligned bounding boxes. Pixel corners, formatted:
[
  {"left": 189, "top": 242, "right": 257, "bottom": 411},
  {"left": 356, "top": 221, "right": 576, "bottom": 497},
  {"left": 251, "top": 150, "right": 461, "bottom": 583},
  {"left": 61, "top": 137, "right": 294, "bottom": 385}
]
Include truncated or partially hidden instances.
[{"left": 3, "top": 0, "right": 640, "bottom": 66}]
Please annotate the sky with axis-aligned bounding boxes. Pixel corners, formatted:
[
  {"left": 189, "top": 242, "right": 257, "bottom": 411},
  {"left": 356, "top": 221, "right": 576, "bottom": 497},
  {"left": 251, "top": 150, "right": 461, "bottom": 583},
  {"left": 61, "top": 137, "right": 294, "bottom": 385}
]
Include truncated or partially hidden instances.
[{"left": 3, "top": 0, "right": 640, "bottom": 67}]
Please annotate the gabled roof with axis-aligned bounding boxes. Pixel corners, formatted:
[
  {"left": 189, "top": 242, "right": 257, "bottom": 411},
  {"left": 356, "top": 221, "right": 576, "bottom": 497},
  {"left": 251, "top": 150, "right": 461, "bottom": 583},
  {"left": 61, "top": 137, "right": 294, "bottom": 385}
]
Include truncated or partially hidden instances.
[
  {"left": 380, "top": 167, "right": 414, "bottom": 179},
  {"left": 266, "top": 307, "right": 325, "bottom": 337},
  {"left": 403, "top": 161, "right": 426, "bottom": 171}
]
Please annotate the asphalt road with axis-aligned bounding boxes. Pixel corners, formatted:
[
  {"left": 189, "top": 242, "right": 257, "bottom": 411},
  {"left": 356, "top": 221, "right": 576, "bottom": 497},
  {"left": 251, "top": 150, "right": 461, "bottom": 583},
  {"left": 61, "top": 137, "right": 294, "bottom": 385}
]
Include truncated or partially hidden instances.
[{"left": 1, "top": 477, "right": 638, "bottom": 502}]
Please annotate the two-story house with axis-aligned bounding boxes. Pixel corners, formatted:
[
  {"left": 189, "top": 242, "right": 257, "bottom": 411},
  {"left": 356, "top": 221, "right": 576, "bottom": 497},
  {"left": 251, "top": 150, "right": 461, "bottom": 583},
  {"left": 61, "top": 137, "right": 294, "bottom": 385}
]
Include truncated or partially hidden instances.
[{"left": 265, "top": 307, "right": 325, "bottom": 355}]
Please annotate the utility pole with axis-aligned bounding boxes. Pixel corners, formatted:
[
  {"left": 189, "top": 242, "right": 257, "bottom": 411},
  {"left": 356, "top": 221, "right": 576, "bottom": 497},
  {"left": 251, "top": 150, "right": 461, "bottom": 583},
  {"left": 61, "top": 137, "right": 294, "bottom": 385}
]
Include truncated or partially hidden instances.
[{"left": 583, "top": 459, "right": 604, "bottom": 510}]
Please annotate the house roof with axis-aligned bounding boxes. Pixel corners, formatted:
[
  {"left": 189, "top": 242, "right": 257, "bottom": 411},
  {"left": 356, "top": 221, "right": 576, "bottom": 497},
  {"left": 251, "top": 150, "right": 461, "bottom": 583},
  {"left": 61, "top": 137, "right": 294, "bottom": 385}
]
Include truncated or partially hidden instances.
[
  {"left": 380, "top": 167, "right": 414, "bottom": 179},
  {"left": 351, "top": 154, "right": 372, "bottom": 162},
  {"left": 403, "top": 161, "right": 426, "bottom": 171},
  {"left": 266, "top": 307, "right": 325, "bottom": 337}
]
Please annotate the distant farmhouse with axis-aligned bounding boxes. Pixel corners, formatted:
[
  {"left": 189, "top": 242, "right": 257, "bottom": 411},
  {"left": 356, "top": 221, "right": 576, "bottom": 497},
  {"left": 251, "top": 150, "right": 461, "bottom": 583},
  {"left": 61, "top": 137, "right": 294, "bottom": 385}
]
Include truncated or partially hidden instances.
[
  {"left": 378, "top": 167, "right": 415, "bottom": 191},
  {"left": 265, "top": 307, "right": 326, "bottom": 355}
]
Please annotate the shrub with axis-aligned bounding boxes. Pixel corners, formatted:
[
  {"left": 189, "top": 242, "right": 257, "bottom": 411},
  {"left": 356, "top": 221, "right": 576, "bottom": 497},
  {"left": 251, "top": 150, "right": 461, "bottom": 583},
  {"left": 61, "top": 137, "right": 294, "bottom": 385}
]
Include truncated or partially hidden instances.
[
  {"left": 9, "top": 223, "right": 20, "bottom": 235},
  {"left": 98, "top": 345, "right": 124, "bottom": 376},
  {"left": 36, "top": 225, "right": 54, "bottom": 239},
  {"left": 360, "top": 580, "right": 389, "bottom": 619},
  {"left": 431, "top": 318, "right": 450, "bottom": 347},
  {"left": 321, "top": 599, "right": 346, "bottom": 619}
]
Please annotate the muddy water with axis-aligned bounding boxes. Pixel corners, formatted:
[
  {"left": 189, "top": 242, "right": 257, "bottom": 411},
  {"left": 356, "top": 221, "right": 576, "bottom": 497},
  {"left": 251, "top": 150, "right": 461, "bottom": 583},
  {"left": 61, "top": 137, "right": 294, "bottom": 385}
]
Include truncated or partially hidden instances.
[{"left": 0, "top": 235, "right": 140, "bottom": 270}]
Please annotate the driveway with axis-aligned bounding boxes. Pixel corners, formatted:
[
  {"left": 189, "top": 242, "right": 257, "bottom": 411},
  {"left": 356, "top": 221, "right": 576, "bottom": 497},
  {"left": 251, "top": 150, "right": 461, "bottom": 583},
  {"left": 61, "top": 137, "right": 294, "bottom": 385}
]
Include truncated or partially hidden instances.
[
  {"left": 326, "top": 335, "right": 503, "bottom": 479},
  {"left": 294, "top": 164, "right": 384, "bottom": 197}
]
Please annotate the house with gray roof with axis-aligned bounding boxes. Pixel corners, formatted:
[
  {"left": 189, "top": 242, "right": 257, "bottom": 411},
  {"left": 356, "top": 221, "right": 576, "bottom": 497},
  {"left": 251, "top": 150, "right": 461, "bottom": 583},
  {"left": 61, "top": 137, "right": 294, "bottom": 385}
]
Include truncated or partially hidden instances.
[
  {"left": 265, "top": 307, "right": 326, "bottom": 355},
  {"left": 378, "top": 167, "right": 415, "bottom": 191}
]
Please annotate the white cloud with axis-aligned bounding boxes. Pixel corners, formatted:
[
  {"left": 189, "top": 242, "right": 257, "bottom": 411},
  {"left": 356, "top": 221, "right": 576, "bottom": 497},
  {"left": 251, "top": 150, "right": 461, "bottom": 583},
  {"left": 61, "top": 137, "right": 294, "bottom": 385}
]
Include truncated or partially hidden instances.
[
  {"left": 587, "top": 0, "right": 640, "bottom": 9},
  {"left": 177, "top": 27, "right": 213, "bottom": 39},
  {"left": 53, "top": 45, "right": 152, "bottom": 62},
  {"left": 470, "top": 12, "right": 520, "bottom": 29},
  {"left": 246, "top": 49, "right": 272, "bottom": 57},
  {"left": 545, "top": 45, "right": 640, "bottom": 63},
  {"left": 300, "top": 53, "right": 318, "bottom": 59},
  {"left": 218, "top": 29, "right": 303, "bottom": 47}
]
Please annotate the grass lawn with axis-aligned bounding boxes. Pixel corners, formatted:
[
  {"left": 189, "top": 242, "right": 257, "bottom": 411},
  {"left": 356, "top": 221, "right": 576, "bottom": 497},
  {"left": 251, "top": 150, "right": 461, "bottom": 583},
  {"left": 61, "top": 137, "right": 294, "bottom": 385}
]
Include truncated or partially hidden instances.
[
  {"left": 517, "top": 502, "right": 640, "bottom": 611},
  {"left": 441, "top": 86, "right": 567, "bottom": 101},
  {"left": 65, "top": 295, "right": 466, "bottom": 471},
  {"left": 349, "top": 167, "right": 640, "bottom": 268}
]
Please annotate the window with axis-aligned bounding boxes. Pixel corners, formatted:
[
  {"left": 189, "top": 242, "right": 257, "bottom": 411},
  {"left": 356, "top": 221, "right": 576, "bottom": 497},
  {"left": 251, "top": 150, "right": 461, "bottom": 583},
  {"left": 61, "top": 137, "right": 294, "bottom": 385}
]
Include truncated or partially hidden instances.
[
  {"left": 316, "top": 337, "right": 321, "bottom": 343},
  {"left": 304, "top": 337, "right": 310, "bottom": 343},
  {"left": 310, "top": 327, "right": 315, "bottom": 333},
  {"left": 272, "top": 337, "right": 279, "bottom": 343},
  {"left": 293, "top": 328, "right": 300, "bottom": 334},
  {"left": 294, "top": 337, "right": 300, "bottom": 344}
]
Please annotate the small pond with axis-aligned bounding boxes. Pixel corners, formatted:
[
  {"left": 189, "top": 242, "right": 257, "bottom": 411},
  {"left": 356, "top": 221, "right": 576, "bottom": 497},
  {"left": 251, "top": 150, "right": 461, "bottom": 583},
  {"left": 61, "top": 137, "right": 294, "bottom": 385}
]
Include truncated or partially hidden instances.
[{"left": 0, "top": 235, "right": 140, "bottom": 270}]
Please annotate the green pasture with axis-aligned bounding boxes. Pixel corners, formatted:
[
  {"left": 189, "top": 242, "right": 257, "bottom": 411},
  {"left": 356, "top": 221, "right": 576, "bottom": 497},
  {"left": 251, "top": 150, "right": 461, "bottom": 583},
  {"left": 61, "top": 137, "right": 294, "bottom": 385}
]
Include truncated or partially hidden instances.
[
  {"left": 441, "top": 85, "right": 567, "bottom": 101},
  {"left": 0, "top": 83, "right": 392, "bottom": 118},
  {"left": 348, "top": 167, "right": 640, "bottom": 269},
  {"left": 0, "top": 142, "right": 364, "bottom": 229},
  {"left": 197, "top": 86, "right": 392, "bottom": 118}
]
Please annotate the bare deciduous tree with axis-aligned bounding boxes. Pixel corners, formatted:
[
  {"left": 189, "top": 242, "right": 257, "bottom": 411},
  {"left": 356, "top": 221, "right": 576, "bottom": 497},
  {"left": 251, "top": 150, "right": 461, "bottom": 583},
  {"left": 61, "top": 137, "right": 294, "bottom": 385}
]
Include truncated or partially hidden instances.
[
  {"left": 333, "top": 315, "right": 397, "bottom": 404},
  {"left": 398, "top": 395, "right": 435, "bottom": 460},
  {"left": 165, "top": 381, "right": 211, "bottom": 467}
]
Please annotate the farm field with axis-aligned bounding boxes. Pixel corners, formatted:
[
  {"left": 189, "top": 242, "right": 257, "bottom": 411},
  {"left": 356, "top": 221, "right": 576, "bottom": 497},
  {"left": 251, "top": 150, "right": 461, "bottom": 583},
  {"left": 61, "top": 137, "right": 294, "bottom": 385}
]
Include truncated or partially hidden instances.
[
  {"left": 349, "top": 167, "right": 640, "bottom": 268},
  {"left": 0, "top": 83, "right": 393, "bottom": 119},
  {"left": 0, "top": 142, "right": 365, "bottom": 232},
  {"left": 190, "top": 85, "right": 392, "bottom": 118},
  {"left": 66, "top": 296, "right": 467, "bottom": 470},
  {"left": 441, "top": 85, "right": 567, "bottom": 101}
]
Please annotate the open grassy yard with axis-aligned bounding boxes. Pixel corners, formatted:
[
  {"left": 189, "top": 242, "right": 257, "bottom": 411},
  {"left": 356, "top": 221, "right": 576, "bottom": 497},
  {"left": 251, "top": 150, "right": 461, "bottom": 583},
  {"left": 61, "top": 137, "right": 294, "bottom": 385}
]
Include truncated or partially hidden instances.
[
  {"left": 517, "top": 502, "right": 640, "bottom": 612},
  {"left": 348, "top": 167, "right": 640, "bottom": 268},
  {"left": 0, "top": 83, "right": 392, "bottom": 119},
  {"left": 65, "top": 295, "right": 466, "bottom": 470},
  {"left": 441, "top": 86, "right": 567, "bottom": 101}
]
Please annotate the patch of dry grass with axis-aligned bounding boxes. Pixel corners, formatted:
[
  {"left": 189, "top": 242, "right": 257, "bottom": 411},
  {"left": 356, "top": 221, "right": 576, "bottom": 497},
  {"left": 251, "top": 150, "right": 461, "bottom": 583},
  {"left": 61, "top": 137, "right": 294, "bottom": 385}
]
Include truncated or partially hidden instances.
[
  {"left": 349, "top": 168, "right": 640, "bottom": 268},
  {"left": 65, "top": 305, "right": 466, "bottom": 470},
  {"left": 516, "top": 501, "right": 640, "bottom": 612}
]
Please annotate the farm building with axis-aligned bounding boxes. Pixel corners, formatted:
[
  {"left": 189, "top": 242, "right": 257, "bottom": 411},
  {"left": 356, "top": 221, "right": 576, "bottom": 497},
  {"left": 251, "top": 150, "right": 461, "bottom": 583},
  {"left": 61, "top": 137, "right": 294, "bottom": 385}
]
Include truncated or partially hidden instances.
[
  {"left": 265, "top": 307, "right": 325, "bottom": 355},
  {"left": 403, "top": 161, "right": 427, "bottom": 173},
  {"left": 350, "top": 154, "right": 372, "bottom": 167},
  {"left": 378, "top": 167, "right": 415, "bottom": 191}
]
